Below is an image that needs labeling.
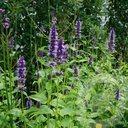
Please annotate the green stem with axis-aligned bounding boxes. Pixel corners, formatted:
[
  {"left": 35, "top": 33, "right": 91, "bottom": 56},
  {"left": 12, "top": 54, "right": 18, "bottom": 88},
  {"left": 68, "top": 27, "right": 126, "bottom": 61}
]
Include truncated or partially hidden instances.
[
  {"left": 55, "top": 79, "right": 59, "bottom": 128},
  {"left": 2, "top": 40, "right": 14, "bottom": 128},
  {"left": 48, "top": 0, "right": 51, "bottom": 28},
  {"left": 21, "top": 92, "right": 26, "bottom": 128}
]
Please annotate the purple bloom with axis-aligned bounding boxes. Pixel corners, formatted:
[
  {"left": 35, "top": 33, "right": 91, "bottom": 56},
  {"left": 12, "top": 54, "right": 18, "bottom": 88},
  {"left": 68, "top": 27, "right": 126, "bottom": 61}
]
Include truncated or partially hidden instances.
[
  {"left": 76, "top": 18, "right": 81, "bottom": 39},
  {"left": 39, "top": 50, "right": 43, "bottom": 57},
  {"left": 85, "top": 100, "right": 88, "bottom": 107},
  {"left": 74, "top": 64, "right": 78, "bottom": 77},
  {"left": 5, "top": 17, "right": 10, "bottom": 22},
  {"left": 3, "top": 23, "right": 9, "bottom": 29},
  {"left": 116, "top": 89, "right": 120, "bottom": 100},
  {"left": 40, "top": 25, "right": 45, "bottom": 32},
  {"left": 0, "top": 8, "right": 4, "bottom": 14},
  {"left": 17, "top": 56, "right": 26, "bottom": 84},
  {"left": 48, "top": 61, "right": 57, "bottom": 67},
  {"left": 48, "top": 73, "right": 52, "bottom": 80},
  {"left": 56, "top": 38, "right": 68, "bottom": 61},
  {"left": 92, "top": 37, "right": 96, "bottom": 43},
  {"left": 16, "top": 99, "right": 19, "bottom": 103},
  {"left": 37, "top": 72, "right": 40, "bottom": 78},
  {"left": 17, "top": 85, "right": 27, "bottom": 91},
  {"left": 9, "top": 37, "right": 14, "bottom": 48},
  {"left": 26, "top": 99, "right": 32, "bottom": 109},
  {"left": 36, "top": 101, "right": 41, "bottom": 108},
  {"left": 89, "top": 56, "right": 93, "bottom": 65},
  {"left": 95, "top": 71, "right": 99, "bottom": 75},
  {"left": 51, "top": 11, "right": 54, "bottom": 17},
  {"left": 64, "top": 89, "right": 66, "bottom": 95},
  {"left": 55, "top": 71, "right": 63, "bottom": 76},
  {"left": 48, "top": 24, "right": 58, "bottom": 58},
  {"left": 52, "top": 17, "right": 57, "bottom": 24},
  {"left": 108, "top": 29, "right": 115, "bottom": 52},
  {"left": 71, "top": 83, "right": 74, "bottom": 89}
]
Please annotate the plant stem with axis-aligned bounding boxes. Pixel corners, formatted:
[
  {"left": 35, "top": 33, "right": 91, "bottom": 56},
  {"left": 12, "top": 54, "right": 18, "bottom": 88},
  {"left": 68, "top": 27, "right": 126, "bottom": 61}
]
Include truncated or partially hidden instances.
[{"left": 48, "top": 0, "right": 50, "bottom": 28}]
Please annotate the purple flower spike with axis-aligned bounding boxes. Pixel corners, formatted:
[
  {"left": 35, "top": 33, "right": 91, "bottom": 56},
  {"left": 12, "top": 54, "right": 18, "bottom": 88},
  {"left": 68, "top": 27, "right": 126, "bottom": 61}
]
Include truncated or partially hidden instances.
[
  {"left": 71, "top": 83, "right": 74, "bottom": 89},
  {"left": 116, "top": 89, "right": 120, "bottom": 100},
  {"left": 36, "top": 101, "right": 41, "bottom": 108},
  {"left": 89, "top": 56, "right": 93, "bottom": 65},
  {"left": 39, "top": 50, "right": 43, "bottom": 57},
  {"left": 37, "top": 72, "right": 40, "bottom": 78},
  {"left": 55, "top": 71, "right": 63, "bottom": 76},
  {"left": 76, "top": 18, "right": 81, "bottom": 39},
  {"left": 92, "top": 37, "right": 96, "bottom": 43},
  {"left": 48, "top": 24, "right": 58, "bottom": 58},
  {"left": 0, "top": 8, "right": 4, "bottom": 14},
  {"left": 5, "top": 17, "right": 10, "bottom": 22},
  {"left": 40, "top": 25, "right": 45, "bottom": 32},
  {"left": 17, "top": 56, "right": 26, "bottom": 84},
  {"left": 52, "top": 17, "right": 57, "bottom": 24},
  {"left": 51, "top": 10, "right": 54, "bottom": 17},
  {"left": 17, "top": 85, "right": 27, "bottom": 91},
  {"left": 26, "top": 99, "right": 32, "bottom": 109},
  {"left": 64, "top": 89, "right": 66, "bottom": 95},
  {"left": 48, "top": 73, "right": 52, "bottom": 80},
  {"left": 85, "top": 100, "right": 88, "bottom": 107},
  {"left": 74, "top": 64, "right": 78, "bottom": 77},
  {"left": 3, "top": 23, "right": 9, "bottom": 29},
  {"left": 57, "top": 38, "right": 68, "bottom": 61},
  {"left": 10, "top": 37, "right": 14, "bottom": 48},
  {"left": 48, "top": 61, "right": 57, "bottom": 67},
  {"left": 108, "top": 29, "right": 115, "bottom": 52}
]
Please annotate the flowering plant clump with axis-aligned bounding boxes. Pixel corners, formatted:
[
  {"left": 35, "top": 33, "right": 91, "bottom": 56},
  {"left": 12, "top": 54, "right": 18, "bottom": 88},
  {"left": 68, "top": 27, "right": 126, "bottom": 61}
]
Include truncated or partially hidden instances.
[{"left": 0, "top": 4, "right": 127, "bottom": 128}]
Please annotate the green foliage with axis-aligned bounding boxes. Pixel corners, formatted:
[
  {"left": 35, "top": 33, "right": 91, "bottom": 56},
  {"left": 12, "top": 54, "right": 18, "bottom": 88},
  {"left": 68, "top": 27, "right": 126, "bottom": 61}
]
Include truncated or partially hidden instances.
[{"left": 106, "top": 0, "right": 128, "bottom": 62}]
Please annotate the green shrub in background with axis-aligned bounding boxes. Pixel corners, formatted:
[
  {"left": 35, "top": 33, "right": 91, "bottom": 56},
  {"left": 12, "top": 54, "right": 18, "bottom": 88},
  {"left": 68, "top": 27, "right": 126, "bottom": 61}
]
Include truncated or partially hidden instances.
[{"left": 106, "top": 0, "right": 128, "bottom": 62}]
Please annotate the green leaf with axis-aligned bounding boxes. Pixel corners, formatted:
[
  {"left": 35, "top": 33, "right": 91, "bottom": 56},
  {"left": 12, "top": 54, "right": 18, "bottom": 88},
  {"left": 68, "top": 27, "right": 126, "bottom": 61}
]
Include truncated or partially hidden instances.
[
  {"left": 60, "top": 108, "right": 76, "bottom": 116},
  {"left": 36, "top": 115, "right": 46, "bottom": 122},
  {"left": 0, "top": 83, "right": 4, "bottom": 90},
  {"left": 8, "top": 108, "right": 22, "bottom": 117},
  {"left": 29, "top": 92, "right": 47, "bottom": 104},
  {"left": 61, "top": 117, "right": 72, "bottom": 127}
]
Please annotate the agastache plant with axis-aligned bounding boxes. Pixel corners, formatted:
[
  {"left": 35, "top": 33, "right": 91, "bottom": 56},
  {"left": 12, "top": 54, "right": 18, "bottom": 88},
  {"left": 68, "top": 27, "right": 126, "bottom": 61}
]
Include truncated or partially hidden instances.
[
  {"left": 9, "top": 37, "right": 14, "bottom": 48},
  {"left": 108, "top": 29, "right": 115, "bottom": 52},
  {"left": 0, "top": 8, "right": 4, "bottom": 14},
  {"left": 56, "top": 38, "right": 68, "bottom": 64},
  {"left": 74, "top": 64, "right": 78, "bottom": 77},
  {"left": 116, "top": 89, "right": 120, "bottom": 100},
  {"left": 17, "top": 56, "right": 26, "bottom": 91},
  {"left": 76, "top": 18, "right": 81, "bottom": 39},
  {"left": 89, "top": 56, "right": 93, "bottom": 65},
  {"left": 48, "top": 24, "right": 58, "bottom": 58}
]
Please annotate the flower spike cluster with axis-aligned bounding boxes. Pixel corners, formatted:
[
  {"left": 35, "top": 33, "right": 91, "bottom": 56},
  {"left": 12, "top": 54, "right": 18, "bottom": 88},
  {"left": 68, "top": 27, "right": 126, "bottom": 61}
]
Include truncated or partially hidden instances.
[
  {"left": 57, "top": 38, "right": 68, "bottom": 62},
  {"left": 17, "top": 56, "right": 26, "bottom": 91},
  {"left": 48, "top": 24, "right": 68, "bottom": 66},
  {"left": 48, "top": 24, "right": 58, "bottom": 58},
  {"left": 76, "top": 18, "right": 81, "bottom": 39},
  {"left": 108, "top": 29, "right": 115, "bottom": 52}
]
